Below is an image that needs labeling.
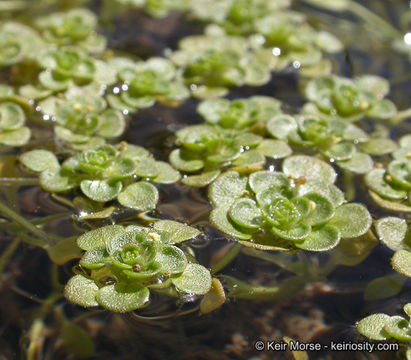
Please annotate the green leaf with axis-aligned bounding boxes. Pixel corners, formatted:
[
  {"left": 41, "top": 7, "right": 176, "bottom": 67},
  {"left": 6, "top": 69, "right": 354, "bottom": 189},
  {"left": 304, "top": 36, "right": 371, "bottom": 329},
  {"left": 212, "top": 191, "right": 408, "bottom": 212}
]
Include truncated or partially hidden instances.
[
  {"left": 96, "top": 284, "right": 150, "bottom": 312},
  {"left": 40, "top": 168, "right": 77, "bottom": 192},
  {"left": 272, "top": 224, "right": 311, "bottom": 241},
  {"left": 61, "top": 322, "right": 95, "bottom": 358},
  {"left": 364, "top": 274, "right": 405, "bottom": 301},
  {"left": 0, "top": 127, "right": 31, "bottom": 146},
  {"left": 152, "top": 161, "right": 181, "bottom": 184},
  {"left": 257, "top": 139, "right": 292, "bottom": 159},
  {"left": 359, "top": 138, "right": 398, "bottom": 156},
  {"left": 77, "top": 225, "right": 125, "bottom": 250},
  {"left": 97, "top": 109, "right": 126, "bottom": 138},
  {"left": 64, "top": 275, "right": 99, "bottom": 307},
  {"left": 134, "top": 158, "right": 159, "bottom": 178},
  {"left": 47, "top": 237, "right": 82, "bottom": 265},
  {"left": 295, "top": 225, "right": 340, "bottom": 251},
  {"left": 337, "top": 152, "right": 374, "bottom": 174},
  {"left": 155, "top": 245, "right": 187, "bottom": 274},
  {"left": 283, "top": 155, "right": 336, "bottom": 184},
  {"left": 80, "top": 249, "right": 108, "bottom": 269},
  {"left": 392, "top": 250, "right": 411, "bottom": 278},
  {"left": 357, "top": 314, "right": 390, "bottom": 341},
  {"left": 210, "top": 205, "right": 252, "bottom": 240},
  {"left": 329, "top": 203, "right": 371, "bottom": 238},
  {"left": 365, "top": 169, "right": 407, "bottom": 200},
  {"left": 117, "top": 182, "right": 159, "bottom": 211},
  {"left": 295, "top": 180, "right": 344, "bottom": 207},
  {"left": 231, "top": 150, "right": 265, "bottom": 172},
  {"left": 208, "top": 171, "right": 247, "bottom": 207},
  {"left": 229, "top": 198, "right": 263, "bottom": 229},
  {"left": 323, "top": 142, "right": 355, "bottom": 161},
  {"left": 172, "top": 263, "right": 212, "bottom": 295},
  {"left": 369, "top": 191, "right": 411, "bottom": 213},
  {"left": 0, "top": 102, "right": 25, "bottom": 130},
  {"left": 169, "top": 149, "right": 204, "bottom": 172},
  {"left": 80, "top": 179, "right": 122, "bottom": 202},
  {"left": 266, "top": 115, "right": 297, "bottom": 140},
  {"left": 375, "top": 217, "right": 408, "bottom": 251},
  {"left": 367, "top": 99, "right": 397, "bottom": 119},
  {"left": 153, "top": 220, "right": 200, "bottom": 244},
  {"left": 249, "top": 171, "right": 290, "bottom": 195},
  {"left": 20, "top": 150, "right": 59, "bottom": 173},
  {"left": 107, "top": 158, "right": 136, "bottom": 180},
  {"left": 384, "top": 316, "right": 411, "bottom": 342},
  {"left": 388, "top": 160, "right": 411, "bottom": 190},
  {"left": 181, "top": 170, "right": 221, "bottom": 187},
  {"left": 304, "top": 193, "right": 335, "bottom": 226}
]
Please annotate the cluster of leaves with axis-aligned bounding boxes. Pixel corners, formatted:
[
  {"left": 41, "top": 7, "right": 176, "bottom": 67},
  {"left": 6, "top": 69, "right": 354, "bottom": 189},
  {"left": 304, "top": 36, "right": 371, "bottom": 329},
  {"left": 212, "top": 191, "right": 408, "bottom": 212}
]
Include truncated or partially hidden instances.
[
  {"left": 168, "top": 25, "right": 273, "bottom": 98},
  {"left": 208, "top": 155, "right": 372, "bottom": 251},
  {"left": 106, "top": 57, "right": 189, "bottom": 112},
  {"left": 357, "top": 304, "right": 411, "bottom": 358},
  {"left": 37, "top": 85, "right": 125, "bottom": 150},
  {"left": 20, "top": 143, "right": 180, "bottom": 211},
  {"left": 303, "top": 74, "right": 397, "bottom": 122},
  {"left": 365, "top": 135, "right": 411, "bottom": 213},
  {"left": 114, "top": 0, "right": 191, "bottom": 18},
  {"left": 65, "top": 222, "right": 211, "bottom": 312},
  {"left": 0, "top": 86, "right": 31, "bottom": 147}
]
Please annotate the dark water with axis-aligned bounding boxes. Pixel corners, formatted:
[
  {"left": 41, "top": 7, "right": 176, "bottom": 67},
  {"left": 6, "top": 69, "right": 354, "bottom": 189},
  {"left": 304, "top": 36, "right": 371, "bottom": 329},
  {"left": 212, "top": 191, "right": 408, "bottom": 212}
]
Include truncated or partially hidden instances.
[{"left": 0, "top": 0, "right": 410, "bottom": 359}]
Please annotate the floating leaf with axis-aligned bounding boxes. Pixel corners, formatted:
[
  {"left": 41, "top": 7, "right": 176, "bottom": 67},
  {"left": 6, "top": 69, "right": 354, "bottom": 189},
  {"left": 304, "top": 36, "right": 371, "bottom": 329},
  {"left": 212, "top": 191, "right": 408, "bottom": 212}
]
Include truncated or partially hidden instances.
[
  {"left": 229, "top": 198, "right": 263, "bottom": 229},
  {"left": 295, "top": 225, "right": 340, "bottom": 251},
  {"left": 96, "top": 284, "right": 150, "bottom": 312},
  {"left": 329, "top": 203, "right": 371, "bottom": 238},
  {"left": 153, "top": 220, "right": 200, "bottom": 244},
  {"left": 200, "top": 278, "right": 226, "bottom": 314},
  {"left": 359, "top": 138, "right": 398, "bottom": 156},
  {"left": 210, "top": 205, "right": 252, "bottom": 240},
  {"left": 375, "top": 217, "right": 408, "bottom": 251},
  {"left": 208, "top": 171, "right": 247, "bottom": 207},
  {"left": 172, "top": 263, "right": 212, "bottom": 295},
  {"left": 80, "top": 179, "right": 122, "bottom": 202},
  {"left": 283, "top": 155, "right": 336, "bottom": 184},
  {"left": 364, "top": 274, "right": 405, "bottom": 301},
  {"left": 392, "top": 250, "right": 411, "bottom": 278},
  {"left": 384, "top": 316, "right": 411, "bottom": 342},
  {"left": 337, "top": 152, "right": 373, "bottom": 174},
  {"left": 257, "top": 139, "right": 292, "bottom": 159},
  {"left": 20, "top": 150, "right": 59, "bottom": 173},
  {"left": 117, "top": 182, "right": 159, "bottom": 211},
  {"left": 77, "top": 225, "right": 125, "bottom": 250},
  {"left": 64, "top": 275, "right": 99, "bottom": 307},
  {"left": 152, "top": 161, "right": 181, "bottom": 184},
  {"left": 181, "top": 170, "right": 221, "bottom": 187},
  {"left": 40, "top": 168, "right": 77, "bottom": 192},
  {"left": 357, "top": 314, "right": 390, "bottom": 341}
]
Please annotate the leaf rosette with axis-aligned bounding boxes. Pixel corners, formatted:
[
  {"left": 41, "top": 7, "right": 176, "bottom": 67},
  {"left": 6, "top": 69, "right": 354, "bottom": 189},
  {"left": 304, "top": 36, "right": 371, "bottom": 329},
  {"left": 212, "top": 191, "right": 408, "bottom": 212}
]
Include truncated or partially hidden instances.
[
  {"left": 303, "top": 75, "right": 397, "bottom": 122},
  {"left": 35, "top": 8, "right": 106, "bottom": 54},
  {"left": 64, "top": 223, "right": 211, "bottom": 312},
  {"left": 21, "top": 143, "right": 180, "bottom": 209},
  {"left": 208, "top": 156, "right": 372, "bottom": 251},
  {"left": 107, "top": 58, "right": 189, "bottom": 112}
]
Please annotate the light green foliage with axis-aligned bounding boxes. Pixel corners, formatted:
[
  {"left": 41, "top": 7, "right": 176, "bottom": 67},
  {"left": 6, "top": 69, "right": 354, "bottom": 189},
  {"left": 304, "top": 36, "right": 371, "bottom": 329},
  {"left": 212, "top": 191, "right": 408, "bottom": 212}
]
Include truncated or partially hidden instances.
[
  {"left": 107, "top": 57, "right": 189, "bottom": 112},
  {"left": 304, "top": 74, "right": 397, "bottom": 122},
  {"left": 357, "top": 306, "right": 411, "bottom": 345},
  {"left": 169, "top": 25, "right": 272, "bottom": 98},
  {"left": 21, "top": 143, "right": 178, "bottom": 208},
  {"left": 116, "top": 0, "right": 191, "bottom": 18},
  {"left": 0, "top": 96, "right": 31, "bottom": 147},
  {"left": 208, "top": 158, "right": 371, "bottom": 251},
  {"left": 39, "top": 86, "right": 125, "bottom": 149},
  {"left": 35, "top": 8, "right": 106, "bottom": 53},
  {"left": 65, "top": 224, "right": 211, "bottom": 312}
]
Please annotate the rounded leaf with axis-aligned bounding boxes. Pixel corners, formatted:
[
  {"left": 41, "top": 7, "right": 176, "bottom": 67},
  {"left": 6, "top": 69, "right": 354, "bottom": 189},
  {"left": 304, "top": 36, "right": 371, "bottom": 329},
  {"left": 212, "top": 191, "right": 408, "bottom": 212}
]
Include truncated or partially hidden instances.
[
  {"left": 64, "top": 275, "right": 99, "bottom": 307},
  {"left": 337, "top": 152, "right": 373, "bottom": 174},
  {"left": 20, "top": 150, "right": 59, "bottom": 173},
  {"left": 257, "top": 139, "right": 292, "bottom": 159},
  {"left": 330, "top": 203, "right": 371, "bottom": 238},
  {"left": 40, "top": 168, "right": 77, "bottom": 192},
  {"left": 283, "top": 155, "right": 336, "bottom": 184},
  {"left": 153, "top": 220, "right": 200, "bottom": 244},
  {"left": 229, "top": 198, "right": 263, "bottom": 229},
  {"left": 208, "top": 171, "right": 247, "bottom": 207},
  {"left": 96, "top": 284, "right": 150, "bottom": 313},
  {"left": 210, "top": 206, "right": 252, "bottom": 240},
  {"left": 392, "top": 250, "right": 411, "bottom": 278},
  {"left": 172, "top": 263, "right": 212, "bottom": 295},
  {"left": 169, "top": 149, "right": 204, "bottom": 172},
  {"left": 357, "top": 314, "right": 390, "bottom": 341},
  {"left": 249, "top": 171, "right": 290, "bottom": 195},
  {"left": 181, "top": 170, "right": 221, "bottom": 187},
  {"left": 384, "top": 316, "right": 411, "bottom": 342},
  {"left": 152, "top": 162, "right": 181, "bottom": 184},
  {"left": 155, "top": 245, "right": 187, "bottom": 274},
  {"left": 375, "top": 217, "right": 408, "bottom": 251},
  {"left": 117, "top": 182, "right": 159, "bottom": 211},
  {"left": 365, "top": 169, "right": 406, "bottom": 200},
  {"left": 80, "top": 179, "right": 122, "bottom": 202},
  {"left": 77, "top": 225, "right": 125, "bottom": 250},
  {"left": 295, "top": 225, "right": 340, "bottom": 251}
]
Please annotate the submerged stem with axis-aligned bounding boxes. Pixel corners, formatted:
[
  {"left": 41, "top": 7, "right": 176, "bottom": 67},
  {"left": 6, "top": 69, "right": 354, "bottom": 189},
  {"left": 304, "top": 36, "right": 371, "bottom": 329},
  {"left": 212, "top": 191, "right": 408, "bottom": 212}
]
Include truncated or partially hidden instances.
[
  {"left": 0, "top": 200, "right": 56, "bottom": 247},
  {"left": 390, "top": 108, "right": 411, "bottom": 125},
  {"left": 211, "top": 243, "right": 242, "bottom": 275},
  {"left": 0, "top": 239, "right": 20, "bottom": 274},
  {"left": 0, "top": 178, "right": 39, "bottom": 186}
]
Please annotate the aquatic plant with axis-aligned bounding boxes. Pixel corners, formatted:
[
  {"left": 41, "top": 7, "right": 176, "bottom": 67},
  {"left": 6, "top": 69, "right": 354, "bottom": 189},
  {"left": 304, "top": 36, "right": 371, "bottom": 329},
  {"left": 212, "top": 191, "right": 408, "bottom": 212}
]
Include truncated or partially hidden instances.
[
  {"left": 65, "top": 223, "right": 211, "bottom": 312},
  {"left": 106, "top": 57, "right": 189, "bottom": 112},
  {"left": 20, "top": 143, "right": 179, "bottom": 210},
  {"left": 208, "top": 156, "right": 372, "bottom": 251}
]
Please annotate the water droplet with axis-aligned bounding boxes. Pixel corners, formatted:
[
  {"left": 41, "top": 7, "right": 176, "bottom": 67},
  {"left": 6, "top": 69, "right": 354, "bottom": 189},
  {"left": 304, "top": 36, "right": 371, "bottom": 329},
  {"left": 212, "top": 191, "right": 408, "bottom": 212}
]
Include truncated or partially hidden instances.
[
  {"left": 272, "top": 47, "right": 281, "bottom": 56},
  {"left": 43, "top": 114, "right": 50, "bottom": 121},
  {"left": 293, "top": 61, "right": 301, "bottom": 69},
  {"left": 404, "top": 32, "right": 411, "bottom": 45},
  {"left": 113, "top": 87, "right": 120, "bottom": 94},
  {"left": 190, "top": 84, "right": 198, "bottom": 91},
  {"left": 121, "top": 84, "right": 129, "bottom": 91}
]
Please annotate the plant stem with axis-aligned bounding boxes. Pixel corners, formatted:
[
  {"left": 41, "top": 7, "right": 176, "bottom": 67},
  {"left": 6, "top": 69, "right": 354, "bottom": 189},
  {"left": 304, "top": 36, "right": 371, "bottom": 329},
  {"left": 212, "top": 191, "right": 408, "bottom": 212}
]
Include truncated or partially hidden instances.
[
  {"left": 211, "top": 243, "right": 242, "bottom": 275},
  {"left": 0, "top": 239, "right": 20, "bottom": 274},
  {"left": 349, "top": 2, "right": 402, "bottom": 40},
  {"left": 0, "top": 178, "right": 39, "bottom": 186},
  {"left": 390, "top": 107, "right": 411, "bottom": 124},
  {"left": 0, "top": 200, "right": 56, "bottom": 247}
]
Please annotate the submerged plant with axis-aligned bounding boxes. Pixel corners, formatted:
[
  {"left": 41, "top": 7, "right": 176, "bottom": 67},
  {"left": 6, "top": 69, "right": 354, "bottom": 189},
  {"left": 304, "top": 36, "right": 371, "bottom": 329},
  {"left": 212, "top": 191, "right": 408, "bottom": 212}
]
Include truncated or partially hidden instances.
[
  {"left": 65, "top": 222, "right": 211, "bottom": 312},
  {"left": 106, "top": 57, "right": 189, "bottom": 112},
  {"left": 303, "top": 74, "right": 397, "bottom": 122},
  {"left": 20, "top": 143, "right": 180, "bottom": 210},
  {"left": 208, "top": 155, "right": 372, "bottom": 251}
]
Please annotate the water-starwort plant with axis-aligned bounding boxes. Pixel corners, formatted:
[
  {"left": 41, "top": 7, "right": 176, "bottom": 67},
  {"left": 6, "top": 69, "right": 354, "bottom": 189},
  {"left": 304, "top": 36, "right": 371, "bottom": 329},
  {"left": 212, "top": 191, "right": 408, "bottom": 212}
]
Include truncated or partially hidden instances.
[
  {"left": 65, "top": 222, "right": 211, "bottom": 312},
  {"left": 20, "top": 143, "right": 180, "bottom": 210},
  {"left": 208, "top": 155, "right": 372, "bottom": 251}
]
